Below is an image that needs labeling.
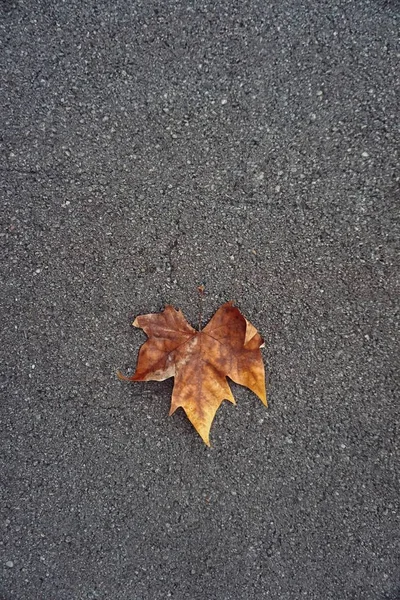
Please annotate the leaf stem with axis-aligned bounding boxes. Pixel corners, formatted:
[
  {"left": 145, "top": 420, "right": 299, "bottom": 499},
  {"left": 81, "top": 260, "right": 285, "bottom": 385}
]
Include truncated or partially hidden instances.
[{"left": 197, "top": 285, "right": 205, "bottom": 331}]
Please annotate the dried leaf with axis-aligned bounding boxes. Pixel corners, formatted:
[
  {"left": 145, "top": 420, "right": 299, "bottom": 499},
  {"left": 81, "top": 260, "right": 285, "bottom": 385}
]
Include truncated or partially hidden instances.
[{"left": 118, "top": 302, "right": 266, "bottom": 445}]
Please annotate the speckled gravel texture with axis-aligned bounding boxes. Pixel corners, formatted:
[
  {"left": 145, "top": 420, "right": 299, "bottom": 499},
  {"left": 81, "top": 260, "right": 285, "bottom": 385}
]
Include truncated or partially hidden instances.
[{"left": 1, "top": 1, "right": 399, "bottom": 599}]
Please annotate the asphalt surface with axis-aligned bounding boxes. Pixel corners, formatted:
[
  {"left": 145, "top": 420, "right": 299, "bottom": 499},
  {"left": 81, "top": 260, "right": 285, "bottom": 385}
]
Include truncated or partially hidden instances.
[{"left": 1, "top": 1, "right": 399, "bottom": 599}]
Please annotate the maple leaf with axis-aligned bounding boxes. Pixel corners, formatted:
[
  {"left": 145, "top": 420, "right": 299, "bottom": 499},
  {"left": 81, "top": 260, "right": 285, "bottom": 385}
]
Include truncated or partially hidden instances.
[{"left": 118, "top": 302, "right": 266, "bottom": 446}]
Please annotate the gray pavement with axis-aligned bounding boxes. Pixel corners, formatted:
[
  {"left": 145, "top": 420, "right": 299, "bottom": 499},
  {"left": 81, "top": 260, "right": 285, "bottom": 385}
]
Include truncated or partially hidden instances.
[{"left": 1, "top": 1, "right": 399, "bottom": 599}]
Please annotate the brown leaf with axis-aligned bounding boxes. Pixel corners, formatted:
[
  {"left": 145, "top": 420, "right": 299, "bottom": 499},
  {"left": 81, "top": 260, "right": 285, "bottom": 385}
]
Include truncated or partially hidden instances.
[{"left": 118, "top": 302, "right": 266, "bottom": 446}]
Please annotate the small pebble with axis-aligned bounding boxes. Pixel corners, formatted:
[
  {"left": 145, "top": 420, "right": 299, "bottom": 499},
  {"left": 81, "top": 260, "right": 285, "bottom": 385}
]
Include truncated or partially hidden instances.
[{"left": 6, "top": 561, "right": 14, "bottom": 568}]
